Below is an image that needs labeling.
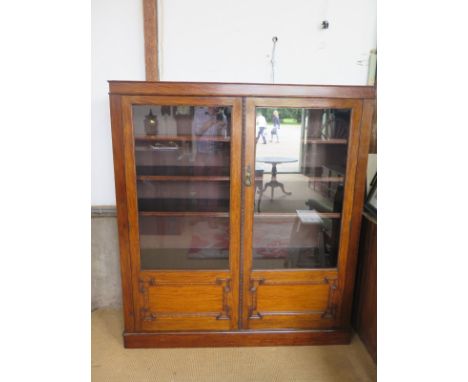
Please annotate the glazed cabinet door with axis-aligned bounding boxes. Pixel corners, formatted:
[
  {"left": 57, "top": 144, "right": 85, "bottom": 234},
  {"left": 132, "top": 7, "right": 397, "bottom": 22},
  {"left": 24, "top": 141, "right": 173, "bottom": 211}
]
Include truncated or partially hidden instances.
[
  {"left": 121, "top": 96, "right": 241, "bottom": 332},
  {"left": 242, "top": 98, "right": 364, "bottom": 330}
]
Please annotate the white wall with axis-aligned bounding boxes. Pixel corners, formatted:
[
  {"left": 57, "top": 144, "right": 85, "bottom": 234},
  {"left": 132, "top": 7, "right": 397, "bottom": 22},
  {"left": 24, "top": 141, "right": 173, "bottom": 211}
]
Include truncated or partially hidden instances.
[
  {"left": 92, "top": 0, "right": 145, "bottom": 205},
  {"left": 92, "top": 0, "right": 376, "bottom": 205},
  {"left": 159, "top": 0, "right": 376, "bottom": 84}
]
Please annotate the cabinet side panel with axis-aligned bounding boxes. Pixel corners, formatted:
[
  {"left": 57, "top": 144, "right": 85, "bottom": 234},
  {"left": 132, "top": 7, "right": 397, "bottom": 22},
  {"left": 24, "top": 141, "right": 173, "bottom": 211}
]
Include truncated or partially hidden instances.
[
  {"left": 337, "top": 99, "right": 374, "bottom": 327},
  {"left": 109, "top": 95, "right": 135, "bottom": 331},
  {"left": 352, "top": 215, "right": 377, "bottom": 362},
  {"left": 121, "top": 96, "right": 144, "bottom": 328}
]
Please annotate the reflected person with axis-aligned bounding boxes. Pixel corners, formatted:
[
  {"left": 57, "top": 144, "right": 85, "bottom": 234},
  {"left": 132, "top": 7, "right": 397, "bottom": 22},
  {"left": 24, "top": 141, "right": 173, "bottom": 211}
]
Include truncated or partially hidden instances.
[
  {"left": 271, "top": 110, "right": 280, "bottom": 143},
  {"left": 191, "top": 106, "right": 227, "bottom": 176},
  {"left": 256, "top": 112, "right": 267, "bottom": 144},
  {"left": 191, "top": 106, "right": 228, "bottom": 208}
]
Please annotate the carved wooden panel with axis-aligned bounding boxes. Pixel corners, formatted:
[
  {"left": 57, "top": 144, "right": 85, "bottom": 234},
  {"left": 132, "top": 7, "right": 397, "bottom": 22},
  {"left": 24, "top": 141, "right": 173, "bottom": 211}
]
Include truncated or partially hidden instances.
[
  {"left": 248, "top": 278, "right": 265, "bottom": 319},
  {"left": 247, "top": 272, "right": 339, "bottom": 330},
  {"left": 138, "top": 274, "right": 233, "bottom": 331}
]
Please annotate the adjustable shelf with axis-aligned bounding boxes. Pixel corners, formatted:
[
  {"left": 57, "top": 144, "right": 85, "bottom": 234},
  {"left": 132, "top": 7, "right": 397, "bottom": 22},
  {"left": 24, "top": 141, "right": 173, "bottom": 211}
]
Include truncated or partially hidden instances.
[
  {"left": 139, "top": 211, "right": 229, "bottom": 218},
  {"left": 307, "top": 176, "right": 344, "bottom": 182},
  {"left": 254, "top": 212, "right": 341, "bottom": 219},
  {"left": 136, "top": 165, "right": 230, "bottom": 177},
  {"left": 306, "top": 139, "right": 347, "bottom": 144},
  {"left": 135, "top": 135, "right": 231, "bottom": 142},
  {"left": 137, "top": 175, "right": 230, "bottom": 182}
]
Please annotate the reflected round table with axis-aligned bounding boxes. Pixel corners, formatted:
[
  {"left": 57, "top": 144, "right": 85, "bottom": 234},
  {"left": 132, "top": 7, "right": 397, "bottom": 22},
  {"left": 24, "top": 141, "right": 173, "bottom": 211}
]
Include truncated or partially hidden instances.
[{"left": 256, "top": 157, "right": 298, "bottom": 202}]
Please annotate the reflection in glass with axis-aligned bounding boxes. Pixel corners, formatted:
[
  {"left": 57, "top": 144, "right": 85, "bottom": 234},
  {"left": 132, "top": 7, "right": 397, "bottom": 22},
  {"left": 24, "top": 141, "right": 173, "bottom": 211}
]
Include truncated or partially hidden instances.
[
  {"left": 140, "top": 216, "right": 229, "bottom": 270},
  {"left": 137, "top": 180, "right": 229, "bottom": 213},
  {"left": 132, "top": 104, "right": 232, "bottom": 270},
  {"left": 253, "top": 107, "right": 350, "bottom": 269}
]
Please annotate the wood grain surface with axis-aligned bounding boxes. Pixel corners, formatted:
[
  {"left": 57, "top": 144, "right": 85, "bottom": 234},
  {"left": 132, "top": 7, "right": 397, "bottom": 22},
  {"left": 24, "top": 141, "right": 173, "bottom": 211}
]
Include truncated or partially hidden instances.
[
  {"left": 143, "top": 0, "right": 159, "bottom": 81},
  {"left": 108, "top": 82, "right": 376, "bottom": 347},
  {"left": 109, "top": 81, "right": 375, "bottom": 99}
]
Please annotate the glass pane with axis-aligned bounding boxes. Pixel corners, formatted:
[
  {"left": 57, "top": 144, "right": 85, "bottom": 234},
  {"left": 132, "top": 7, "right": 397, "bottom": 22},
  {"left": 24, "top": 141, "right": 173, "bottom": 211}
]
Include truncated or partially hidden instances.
[
  {"left": 139, "top": 216, "right": 229, "bottom": 270},
  {"left": 253, "top": 107, "right": 350, "bottom": 269},
  {"left": 132, "top": 104, "right": 232, "bottom": 270},
  {"left": 137, "top": 180, "right": 229, "bottom": 213}
]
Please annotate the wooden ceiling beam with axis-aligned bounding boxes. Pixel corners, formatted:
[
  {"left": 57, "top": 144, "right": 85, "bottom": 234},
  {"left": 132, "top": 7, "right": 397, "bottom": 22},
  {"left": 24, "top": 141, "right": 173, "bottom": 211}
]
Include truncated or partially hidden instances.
[{"left": 143, "top": 0, "right": 159, "bottom": 81}]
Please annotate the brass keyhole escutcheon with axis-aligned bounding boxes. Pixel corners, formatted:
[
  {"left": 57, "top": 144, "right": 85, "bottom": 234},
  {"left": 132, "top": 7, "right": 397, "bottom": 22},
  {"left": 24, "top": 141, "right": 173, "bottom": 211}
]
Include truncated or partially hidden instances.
[{"left": 245, "top": 165, "right": 252, "bottom": 186}]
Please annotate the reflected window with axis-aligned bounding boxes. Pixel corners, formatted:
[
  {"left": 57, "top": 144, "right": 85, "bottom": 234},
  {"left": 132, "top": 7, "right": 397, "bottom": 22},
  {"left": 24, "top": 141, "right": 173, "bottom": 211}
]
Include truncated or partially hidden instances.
[{"left": 253, "top": 107, "right": 351, "bottom": 269}]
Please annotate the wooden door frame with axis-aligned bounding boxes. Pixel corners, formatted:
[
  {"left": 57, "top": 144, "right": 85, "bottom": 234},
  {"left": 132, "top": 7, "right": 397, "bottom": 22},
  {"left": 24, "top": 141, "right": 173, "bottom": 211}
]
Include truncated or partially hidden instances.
[
  {"left": 242, "top": 97, "right": 370, "bottom": 329},
  {"left": 120, "top": 95, "right": 242, "bottom": 331}
]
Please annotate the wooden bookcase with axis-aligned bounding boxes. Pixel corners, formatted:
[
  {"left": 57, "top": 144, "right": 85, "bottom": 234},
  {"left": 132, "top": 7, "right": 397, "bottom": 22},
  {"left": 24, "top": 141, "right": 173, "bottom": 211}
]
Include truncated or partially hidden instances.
[{"left": 109, "top": 81, "right": 375, "bottom": 347}]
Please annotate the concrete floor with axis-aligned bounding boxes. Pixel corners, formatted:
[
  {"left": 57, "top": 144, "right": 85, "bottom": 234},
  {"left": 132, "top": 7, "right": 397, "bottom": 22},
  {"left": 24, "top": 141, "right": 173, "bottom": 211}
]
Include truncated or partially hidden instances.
[{"left": 92, "top": 309, "right": 377, "bottom": 382}]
